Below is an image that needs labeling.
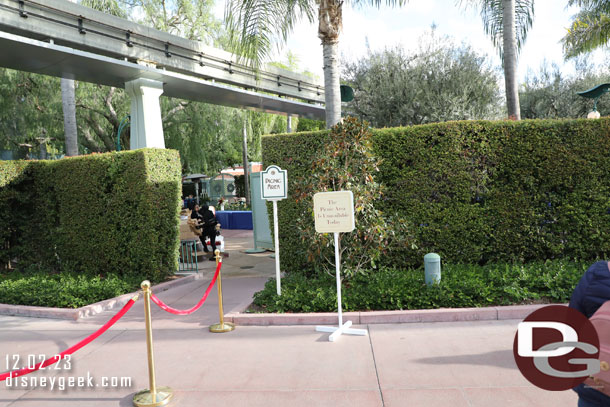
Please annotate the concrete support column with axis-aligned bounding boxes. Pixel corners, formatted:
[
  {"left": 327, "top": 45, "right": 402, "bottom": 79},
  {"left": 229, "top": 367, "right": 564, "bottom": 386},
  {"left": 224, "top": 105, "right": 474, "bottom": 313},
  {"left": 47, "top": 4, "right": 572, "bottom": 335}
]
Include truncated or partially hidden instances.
[{"left": 125, "top": 78, "right": 165, "bottom": 149}]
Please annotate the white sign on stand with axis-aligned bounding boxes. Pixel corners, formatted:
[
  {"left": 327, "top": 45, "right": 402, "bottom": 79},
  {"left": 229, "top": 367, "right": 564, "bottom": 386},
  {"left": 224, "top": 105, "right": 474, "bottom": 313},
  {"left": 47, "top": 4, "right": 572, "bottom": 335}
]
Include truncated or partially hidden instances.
[
  {"left": 261, "top": 165, "right": 287, "bottom": 295},
  {"left": 313, "top": 191, "right": 368, "bottom": 342}
]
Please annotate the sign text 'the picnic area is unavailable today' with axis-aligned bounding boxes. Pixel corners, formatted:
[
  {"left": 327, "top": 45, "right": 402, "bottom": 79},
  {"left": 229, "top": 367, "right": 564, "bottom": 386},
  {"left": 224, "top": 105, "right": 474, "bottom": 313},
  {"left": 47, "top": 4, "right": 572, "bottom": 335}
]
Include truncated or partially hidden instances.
[{"left": 313, "top": 191, "right": 355, "bottom": 233}]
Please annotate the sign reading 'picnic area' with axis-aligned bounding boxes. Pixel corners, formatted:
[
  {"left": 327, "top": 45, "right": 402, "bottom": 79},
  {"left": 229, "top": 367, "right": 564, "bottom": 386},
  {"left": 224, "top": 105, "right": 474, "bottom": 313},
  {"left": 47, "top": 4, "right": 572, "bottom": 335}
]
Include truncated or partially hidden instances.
[
  {"left": 261, "top": 165, "right": 287, "bottom": 200},
  {"left": 260, "top": 165, "right": 288, "bottom": 295}
]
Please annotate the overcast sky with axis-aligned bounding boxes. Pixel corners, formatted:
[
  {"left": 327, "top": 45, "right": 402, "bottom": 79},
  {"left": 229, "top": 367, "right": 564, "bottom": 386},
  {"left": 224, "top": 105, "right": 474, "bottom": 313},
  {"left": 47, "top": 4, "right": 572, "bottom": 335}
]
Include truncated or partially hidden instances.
[{"left": 217, "top": 1, "right": 605, "bottom": 83}]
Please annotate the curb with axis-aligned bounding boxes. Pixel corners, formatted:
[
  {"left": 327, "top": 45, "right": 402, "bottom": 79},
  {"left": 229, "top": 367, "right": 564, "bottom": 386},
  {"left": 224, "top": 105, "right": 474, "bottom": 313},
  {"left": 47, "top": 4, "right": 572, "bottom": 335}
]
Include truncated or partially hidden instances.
[
  {"left": 224, "top": 304, "right": 558, "bottom": 326},
  {"left": 0, "top": 274, "right": 201, "bottom": 321}
]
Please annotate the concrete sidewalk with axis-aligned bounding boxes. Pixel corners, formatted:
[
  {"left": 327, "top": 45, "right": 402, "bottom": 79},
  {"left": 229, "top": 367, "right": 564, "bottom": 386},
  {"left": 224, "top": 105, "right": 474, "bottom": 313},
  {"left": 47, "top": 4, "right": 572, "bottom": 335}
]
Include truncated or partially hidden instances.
[{"left": 0, "top": 230, "right": 578, "bottom": 406}]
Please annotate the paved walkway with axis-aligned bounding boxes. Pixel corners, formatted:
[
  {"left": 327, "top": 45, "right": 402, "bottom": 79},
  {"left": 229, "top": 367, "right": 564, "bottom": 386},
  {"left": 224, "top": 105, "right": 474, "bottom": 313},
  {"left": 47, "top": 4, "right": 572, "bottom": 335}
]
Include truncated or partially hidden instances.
[{"left": 0, "top": 230, "right": 578, "bottom": 406}]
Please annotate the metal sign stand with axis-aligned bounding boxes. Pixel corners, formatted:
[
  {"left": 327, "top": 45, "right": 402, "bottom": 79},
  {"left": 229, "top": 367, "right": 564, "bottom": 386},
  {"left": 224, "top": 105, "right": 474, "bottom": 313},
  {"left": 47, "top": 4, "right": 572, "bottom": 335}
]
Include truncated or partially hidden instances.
[
  {"left": 315, "top": 232, "right": 367, "bottom": 342},
  {"left": 271, "top": 199, "right": 281, "bottom": 295},
  {"left": 261, "top": 165, "right": 288, "bottom": 296},
  {"left": 313, "top": 191, "right": 367, "bottom": 342}
]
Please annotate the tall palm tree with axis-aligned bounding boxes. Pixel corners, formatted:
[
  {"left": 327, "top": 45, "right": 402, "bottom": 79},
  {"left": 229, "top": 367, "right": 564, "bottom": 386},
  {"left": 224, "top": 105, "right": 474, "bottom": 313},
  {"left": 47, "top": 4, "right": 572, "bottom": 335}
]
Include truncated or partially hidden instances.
[
  {"left": 61, "top": 0, "right": 127, "bottom": 156},
  {"left": 61, "top": 77, "right": 79, "bottom": 156},
  {"left": 563, "top": 0, "right": 610, "bottom": 57},
  {"left": 464, "top": 0, "right": 535, "bottom": 120},
  {"left": 224, "top": 0, "right": 407, "bottom": 129},
  {"left": 62, "top": 0, "right": 79, "bottom": 156}
]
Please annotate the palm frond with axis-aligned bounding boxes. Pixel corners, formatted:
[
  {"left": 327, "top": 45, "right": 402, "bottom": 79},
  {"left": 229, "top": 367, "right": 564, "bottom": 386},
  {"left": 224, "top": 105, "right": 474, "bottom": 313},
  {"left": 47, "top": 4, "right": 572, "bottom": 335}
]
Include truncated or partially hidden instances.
[
  {"left": 563, "top": 9, "right": 610, "bottom": 57},
  {"left": 567, "top": 0, "right": 610, "bottom": 14},
  {"left": 224, "top": 0, "right": 315, "bottom": 68},
  {"left": 468, "top": 0, "right": 534, "bottom": 59}
]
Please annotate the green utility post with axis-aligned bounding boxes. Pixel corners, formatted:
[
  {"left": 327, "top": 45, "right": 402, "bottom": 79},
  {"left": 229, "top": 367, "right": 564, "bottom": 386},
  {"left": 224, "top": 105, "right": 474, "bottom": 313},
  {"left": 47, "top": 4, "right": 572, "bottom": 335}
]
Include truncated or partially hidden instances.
[{"left": 424, "top": 253, "right": 441, "bottom": 286}]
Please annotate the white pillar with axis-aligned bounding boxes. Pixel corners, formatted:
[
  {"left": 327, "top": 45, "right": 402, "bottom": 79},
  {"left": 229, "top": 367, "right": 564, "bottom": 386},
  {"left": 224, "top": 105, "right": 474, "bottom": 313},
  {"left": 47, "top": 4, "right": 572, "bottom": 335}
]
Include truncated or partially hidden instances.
[{"left": 125, "top": 78, "right": 165, "bottom": 149}]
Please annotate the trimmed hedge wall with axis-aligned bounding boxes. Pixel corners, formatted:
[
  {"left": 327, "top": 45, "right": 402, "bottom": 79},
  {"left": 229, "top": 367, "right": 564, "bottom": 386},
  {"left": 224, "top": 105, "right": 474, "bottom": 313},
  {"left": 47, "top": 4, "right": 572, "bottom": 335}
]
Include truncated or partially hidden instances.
[
  {"left": 0, "top": 149, "right": 182, "bottom": 280},
  {"left": 262, "top": 118, "right": 610, "bottom": 271}
]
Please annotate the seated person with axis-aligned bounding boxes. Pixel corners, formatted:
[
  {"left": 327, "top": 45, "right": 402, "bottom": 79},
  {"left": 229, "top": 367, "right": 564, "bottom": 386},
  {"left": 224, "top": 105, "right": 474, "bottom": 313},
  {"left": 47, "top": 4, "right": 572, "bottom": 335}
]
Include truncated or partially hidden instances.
[{"left": 190, "top": 204, "right": 202, "bottom": 221}]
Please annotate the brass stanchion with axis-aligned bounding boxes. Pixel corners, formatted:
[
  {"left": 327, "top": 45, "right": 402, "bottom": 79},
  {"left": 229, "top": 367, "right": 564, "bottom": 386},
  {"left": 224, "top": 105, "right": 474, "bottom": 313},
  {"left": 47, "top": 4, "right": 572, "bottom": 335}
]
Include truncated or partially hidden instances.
[
  {"left": 133, "top": 281, "right": 173, "bottom": 407},
  {"left": 209, "top": 250, "right": 235, "bottom": 333}
]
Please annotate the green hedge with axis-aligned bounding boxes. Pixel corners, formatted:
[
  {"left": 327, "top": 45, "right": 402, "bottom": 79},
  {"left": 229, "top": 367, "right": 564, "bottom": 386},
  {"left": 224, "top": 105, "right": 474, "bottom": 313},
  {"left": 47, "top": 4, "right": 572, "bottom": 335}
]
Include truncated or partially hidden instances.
[
  {"left": 262, "top": 119, "right": 610, "bottom": 270},
  {"left": 0, "top": 149, "right": 182, "bottom": 280},
  {"left": 262, "top": 130, "right": 330, "bottom": 272}
]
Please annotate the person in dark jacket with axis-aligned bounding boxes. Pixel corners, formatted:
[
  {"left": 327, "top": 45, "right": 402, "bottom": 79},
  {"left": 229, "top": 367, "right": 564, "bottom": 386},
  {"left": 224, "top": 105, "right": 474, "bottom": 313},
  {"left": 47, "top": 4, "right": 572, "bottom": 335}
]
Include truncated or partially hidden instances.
[
  {"left": 198, "top": 204, "right": 218, "bottom": 259},
  {"left": 190, "top": 204, "right": 201, "bottom": 220},
  {"left": 189, "top": 204, "right": 207, "bottom": 250},
  {"left": 569, "top": 260, "right": 610, "bottom": 407}
]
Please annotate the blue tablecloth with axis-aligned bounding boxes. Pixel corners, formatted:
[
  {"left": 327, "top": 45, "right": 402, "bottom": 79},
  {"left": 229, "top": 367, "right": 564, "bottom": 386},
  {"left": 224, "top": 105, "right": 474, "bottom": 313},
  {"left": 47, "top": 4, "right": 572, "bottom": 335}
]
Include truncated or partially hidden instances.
[{"left": 215, "top": 211, "right": 253, "bottom": 230}]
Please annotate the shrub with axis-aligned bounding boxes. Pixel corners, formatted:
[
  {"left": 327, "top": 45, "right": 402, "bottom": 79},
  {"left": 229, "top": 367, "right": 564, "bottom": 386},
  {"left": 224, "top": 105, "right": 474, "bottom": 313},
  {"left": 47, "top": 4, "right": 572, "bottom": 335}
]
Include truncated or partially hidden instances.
[
  {"left": 0, "top": 268, "right": 152, "bottom": 308},
  {"left": 292, "top": 117, "right": 413, "bottom": 278},
  {"left": 252, "top": 260, "right": 588, "bottom": 313},
  {"left": 262, "top": 118, "right": 610, "bottom": 270},
  {"left": 0, "top": 149, "right": 182, "bottom": 281}
]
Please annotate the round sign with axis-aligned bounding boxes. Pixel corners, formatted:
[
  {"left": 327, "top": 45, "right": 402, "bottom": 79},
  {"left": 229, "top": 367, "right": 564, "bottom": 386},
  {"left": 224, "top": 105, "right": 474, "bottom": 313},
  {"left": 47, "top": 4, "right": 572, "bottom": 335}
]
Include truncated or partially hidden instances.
[{"left": 513, "top": 305, "right": 599, "bottom": 391}]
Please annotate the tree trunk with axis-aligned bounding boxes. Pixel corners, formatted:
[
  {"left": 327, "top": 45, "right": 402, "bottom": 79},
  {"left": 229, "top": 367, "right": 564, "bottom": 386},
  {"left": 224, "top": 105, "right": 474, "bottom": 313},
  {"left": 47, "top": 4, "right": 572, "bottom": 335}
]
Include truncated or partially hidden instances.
[
  {"left": 242, "top": 117, "right": 250, "bottom": 206},
  {"left": 62, "top": 0, "right": 79, "bottom": 155},
  {"left": 503, "top": 0, "right": 521, "bottom": 120},
  {"left": 318, "top": 0, "right": 342, "bottom": 128},
  {"left": 322, "top": 42, "right": 341, "bottom": 128},
  {"left": 61, "top": 78, "right": 79, "bottom": 155}
]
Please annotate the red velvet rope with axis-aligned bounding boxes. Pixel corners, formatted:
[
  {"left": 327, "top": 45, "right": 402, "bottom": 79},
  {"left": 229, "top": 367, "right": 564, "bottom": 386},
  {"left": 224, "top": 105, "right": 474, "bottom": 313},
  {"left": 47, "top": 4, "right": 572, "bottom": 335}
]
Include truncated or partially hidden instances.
[
  {"left": 0, "top": 297, "right": 137, "bottom": 382},
  {"left": 150, "top": 260, "right": 221, "bottom": 315}
]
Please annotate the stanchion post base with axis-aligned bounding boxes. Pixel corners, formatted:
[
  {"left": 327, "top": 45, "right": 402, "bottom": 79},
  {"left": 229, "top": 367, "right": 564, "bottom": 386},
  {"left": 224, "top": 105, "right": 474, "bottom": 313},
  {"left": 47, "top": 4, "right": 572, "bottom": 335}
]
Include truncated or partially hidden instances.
[
  {"left": 245, "top": 248, "right": 266, "bottom": 253},
  {"left": 209, "top": 322, "right": 235, "bottom": 333},
  {"left": 133, "top": 386, "right": 173, "bottom": 407},
  {"left": 316, "top": 320, "right": 367, "bottom": 342}
]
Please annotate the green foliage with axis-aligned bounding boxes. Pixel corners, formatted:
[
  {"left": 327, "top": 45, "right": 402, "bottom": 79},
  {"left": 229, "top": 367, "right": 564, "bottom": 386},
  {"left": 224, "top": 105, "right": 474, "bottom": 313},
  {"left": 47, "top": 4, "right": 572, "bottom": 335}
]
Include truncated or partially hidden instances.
[
  {"left": 520, "top": 60, "right": 610, "bottom": 119},
  {"left": 0, "top": 69, "right": 64, "bottom": 153},
  {"left": 118, "top": 0, "right": 221, "bottom": 43},
  {"left": 234, "top": 175, "right": 246, "bottom": 198},
  {"left": 0, "top": 269, "right": 149, "bottom": 308},
  {"left": 343, "top": 32, "right": 502, "bottom": 127},
  {"left": 563, "top": 0, "right": 610, "bottom": 58},
  {"left": 292, "top": 117, "right": 412, "bottom": 278},
  {"left": 0, "top": 149, "right": 182, "bottom": 281},
  {"left": 296, "top": 117, "right": 325, "bottom": 132},
  {"left": 252, "top": 260, "right": 588, "bottom": 312},
  {"left": 222, "top": 201, "right": 251, "bottom": 211},
  {"left": 262, "top": 118, "right": 610, "bottom": 269}
]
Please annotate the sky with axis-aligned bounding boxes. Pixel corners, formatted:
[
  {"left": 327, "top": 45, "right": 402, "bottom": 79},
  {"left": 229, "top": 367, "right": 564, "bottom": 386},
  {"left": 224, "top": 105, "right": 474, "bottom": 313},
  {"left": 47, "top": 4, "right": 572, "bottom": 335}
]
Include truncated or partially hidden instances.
[{"left": 216, "top": 1, "right": 606, "bottom": 83}]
